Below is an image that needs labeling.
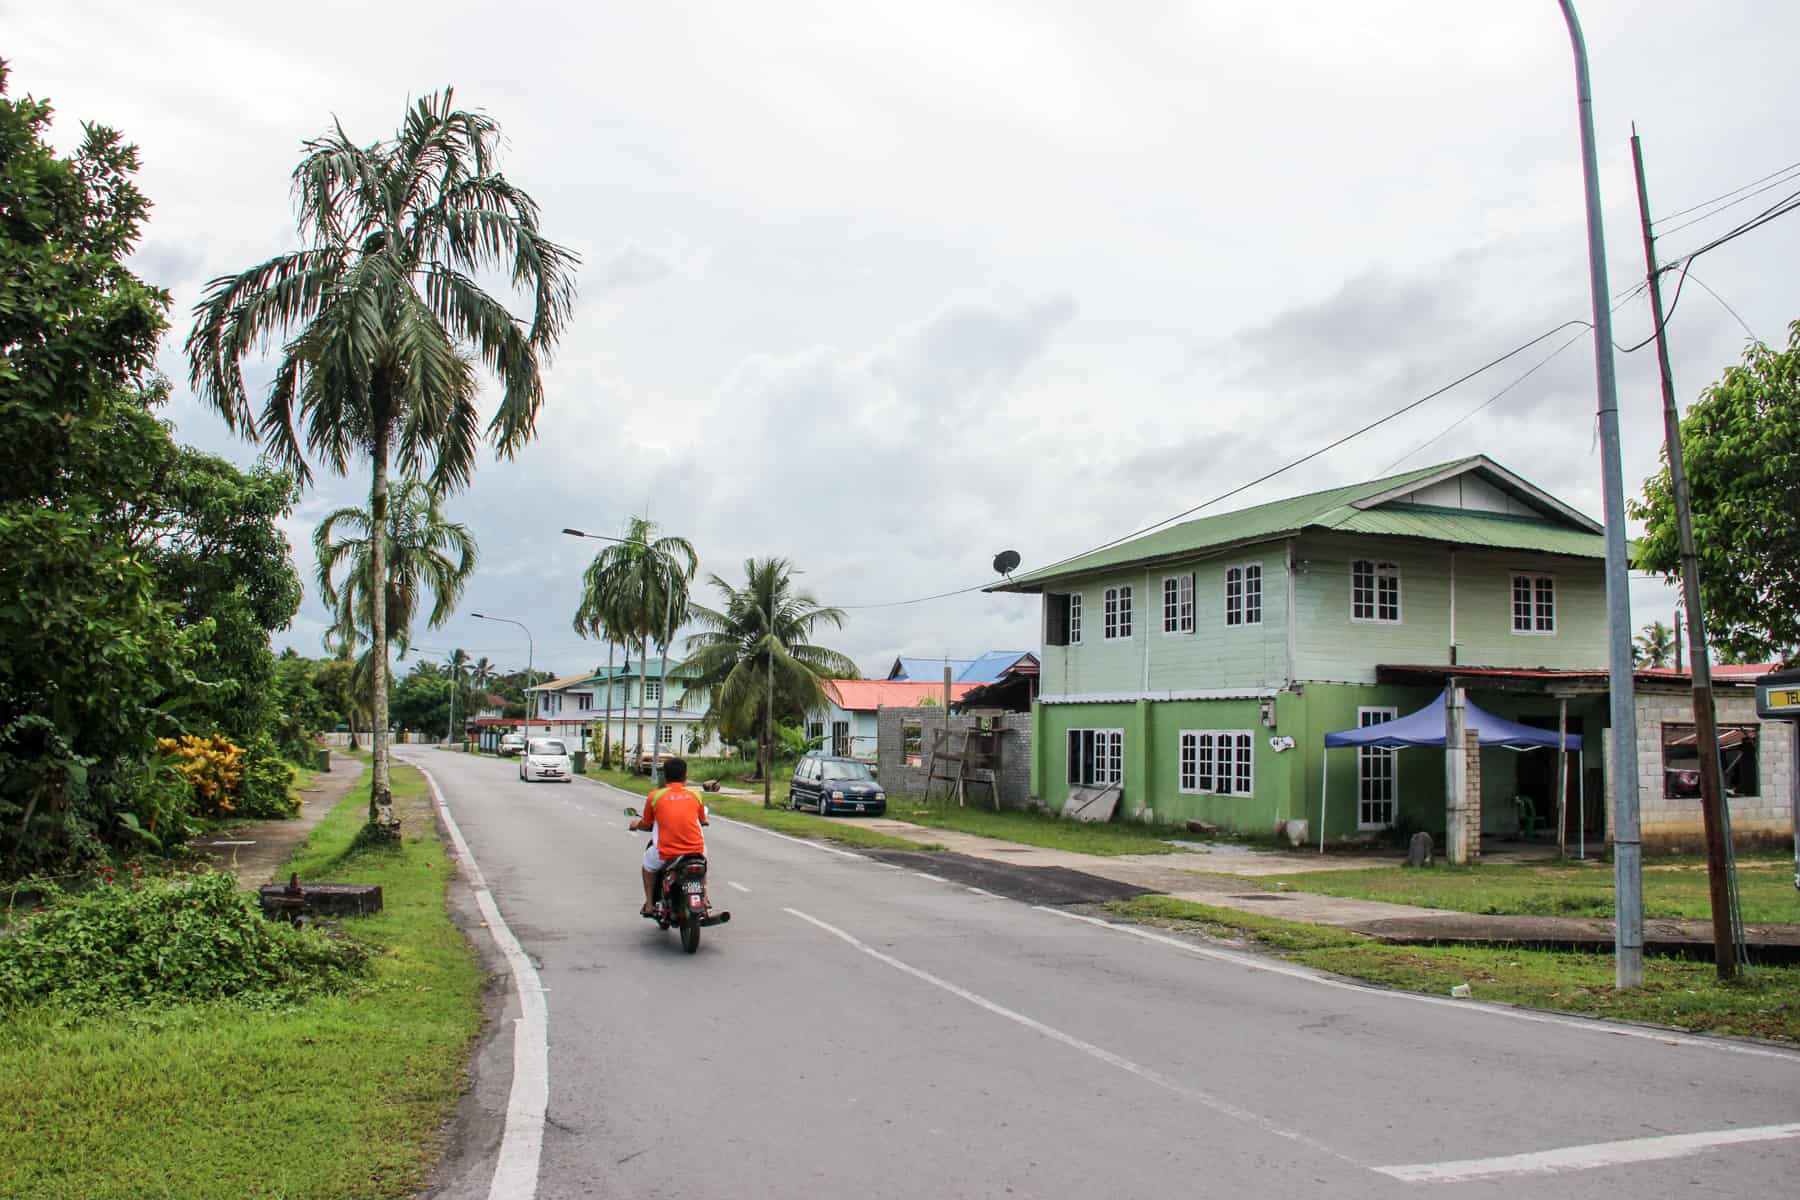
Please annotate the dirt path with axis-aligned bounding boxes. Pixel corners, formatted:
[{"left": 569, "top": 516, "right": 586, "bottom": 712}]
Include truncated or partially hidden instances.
[{"left": 192, "top": 758, "right": 368, "bottom": 887}]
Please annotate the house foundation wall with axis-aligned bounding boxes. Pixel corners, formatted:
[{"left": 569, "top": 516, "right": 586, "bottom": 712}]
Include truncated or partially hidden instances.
[{"left": 876, "top": 707, "right": 1034, "bottom": 808}]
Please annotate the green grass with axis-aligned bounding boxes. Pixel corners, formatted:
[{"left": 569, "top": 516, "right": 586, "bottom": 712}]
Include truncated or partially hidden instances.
[
  {"left": 883, "top": 797, "right": 1204, "bottom": 856},
  {"left": 1107, "top": 895, "right": 1800, "bottom": 1043},
  {"left": 1259, "top": 856, "right": 1800, "bottom": 922},
  {"left": 0, "top": 764, "right": 484, "bottom": 1200},
  {"left": 706, "top": 795, "right": 939, "bottom": 851}
]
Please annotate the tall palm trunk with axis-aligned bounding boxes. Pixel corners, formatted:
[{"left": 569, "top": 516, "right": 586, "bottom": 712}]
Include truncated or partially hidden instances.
[
  {"left": 763, "top": 638, "right": 774, "bottom": 808},
  {"left": 634, "top": 638, "right": 648, "bottom": 766},
  {"left": 368, "top": 425, "right": 394, "bottom": 829},
  {"left": 601, "top": 639, "right": 615, "bottom": 769}
]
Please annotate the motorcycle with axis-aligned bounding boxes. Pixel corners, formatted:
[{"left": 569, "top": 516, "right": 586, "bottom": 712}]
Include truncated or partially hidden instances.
[{"left": 625, "top": 807, "right": 731, "bottom": 953}]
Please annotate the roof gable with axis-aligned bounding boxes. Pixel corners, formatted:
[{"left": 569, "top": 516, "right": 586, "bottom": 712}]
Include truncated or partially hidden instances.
[{"left": 825, "top": 680, "right": 981, "bottom": 711}]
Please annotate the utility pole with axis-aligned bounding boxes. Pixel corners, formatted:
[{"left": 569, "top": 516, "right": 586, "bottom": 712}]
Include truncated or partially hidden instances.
[
  {"left": 1558, "top": 0, "right": 1642, "bottom": 987},
  {"left": 1631, "top": 126, "right": 1741, "bottom": 978}
]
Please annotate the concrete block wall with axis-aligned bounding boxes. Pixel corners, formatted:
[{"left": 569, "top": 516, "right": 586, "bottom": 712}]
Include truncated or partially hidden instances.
[
  {"left": 876, "top": 707, "right": 1034, "bottom": 808},
  {"left": 1605, "top": 691, "right": 1795, "bottom": 853}
]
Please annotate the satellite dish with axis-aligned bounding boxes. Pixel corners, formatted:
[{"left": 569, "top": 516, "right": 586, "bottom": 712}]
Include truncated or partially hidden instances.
[{"left": 992, "top": 550, "right": 1021, "bottom": 576}]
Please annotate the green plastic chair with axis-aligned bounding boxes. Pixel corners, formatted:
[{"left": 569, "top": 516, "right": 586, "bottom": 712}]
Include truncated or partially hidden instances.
[{"left": 1514, "top": 794, "right": 1538, "bottom": 839}]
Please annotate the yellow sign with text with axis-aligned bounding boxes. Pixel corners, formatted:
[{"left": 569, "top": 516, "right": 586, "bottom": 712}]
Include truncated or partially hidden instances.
[{"left": 1768, "top": 688, "right": 1800, "bottom": 710}]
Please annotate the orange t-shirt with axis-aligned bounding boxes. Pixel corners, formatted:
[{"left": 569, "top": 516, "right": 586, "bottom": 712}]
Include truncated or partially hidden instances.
[{"left": 644, "top": 784, "right": 706, "bottom": 858}]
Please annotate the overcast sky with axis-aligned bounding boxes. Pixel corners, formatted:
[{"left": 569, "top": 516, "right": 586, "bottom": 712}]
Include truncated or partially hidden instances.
[{"left": 13, "top": 1, "right": 1797, "bottom": 677}]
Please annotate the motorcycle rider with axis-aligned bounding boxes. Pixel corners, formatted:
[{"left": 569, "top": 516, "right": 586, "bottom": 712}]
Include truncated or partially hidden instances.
[{"left": 631, "top": 756, "right": 708, "bottom": 916}]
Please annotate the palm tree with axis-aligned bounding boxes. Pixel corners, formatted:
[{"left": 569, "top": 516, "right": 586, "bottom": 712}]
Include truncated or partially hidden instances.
[
  {"left": 186, "top": 90, "right": 576, "bottom": 832},
  {"left": 315, "top": 477, "right": 477, "bottom": 803},
  {"left": 572, "top": 516, "right": 697, "bottom": 767},
  {"left": 683, "top": 558, "right": 858, "bottom": 807},
  {"left": 1635, "top": 620, "right": 1676, "bottom": 668},
  {"left": 446, "top": 647, "right": 471, "bottom": 742}
]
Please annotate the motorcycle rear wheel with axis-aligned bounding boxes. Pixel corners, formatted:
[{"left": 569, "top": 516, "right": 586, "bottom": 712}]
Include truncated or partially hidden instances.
[{"left": 680, "top": 909, "right": 701, "bottom": 954}]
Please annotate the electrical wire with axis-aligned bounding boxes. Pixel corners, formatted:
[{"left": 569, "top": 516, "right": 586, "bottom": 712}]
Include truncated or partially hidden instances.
[
  {"left": 1682, "top": 271, "right": 1763, "bottom": 345},
  {"left": 1652, "top": 165, "right": 1800, "bottom": 238},
  {"left": 1653, "top": 156, "right": 1800, "bottom": 226}
]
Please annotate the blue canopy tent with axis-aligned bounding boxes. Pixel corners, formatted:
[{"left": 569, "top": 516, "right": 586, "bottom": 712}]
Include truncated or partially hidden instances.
[{"left": 1318, "top": 691, "right": 1584, "bottom": 853}]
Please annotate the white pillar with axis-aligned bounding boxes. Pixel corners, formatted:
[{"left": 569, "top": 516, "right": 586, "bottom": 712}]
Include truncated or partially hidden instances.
[{"left": 1446, "top": 685, "right": 1470, "bottom": 864}]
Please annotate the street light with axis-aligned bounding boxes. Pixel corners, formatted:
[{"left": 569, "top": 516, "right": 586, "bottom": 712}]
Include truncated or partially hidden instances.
[
  {"left": 564, "top": 528, "right": 681, "bottom": 784},
  {"left": 1557, "top": 0, "right": 1643, "bottom": 989},
  {"left": 472, "top": 612, "right": 535, "bottom": 734}
]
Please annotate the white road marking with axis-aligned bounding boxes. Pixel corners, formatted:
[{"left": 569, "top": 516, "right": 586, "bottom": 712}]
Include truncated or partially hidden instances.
[
  {"left": 1036, "top": 907, "right": 1800, "bottom": 1064},
  {"left": 783, "top": 906, "right": 1358, "bottom": 1166},
  {"left": 966, "top": 886, "right": 994, "bottom": 896},
  {"left": 727, "top": 880, "right": 751, "bottom": 894},
  {"left": 708, "top": 814, "right": 867, "bottom": 861},
  {"left": 911, "top": 871, "right": 947, "bottom": 883},
  {"left": 416, "top": 763, "right": 548, "bottom": 1200},
  {"left": 1375, "top": 1123, "right": 1800, "bottom": 1184}
]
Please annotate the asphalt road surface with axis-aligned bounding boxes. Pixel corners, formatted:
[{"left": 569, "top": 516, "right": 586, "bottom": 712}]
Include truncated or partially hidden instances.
[{"left": 404, "top": 749, "right": 1800, "bottom": 1200}]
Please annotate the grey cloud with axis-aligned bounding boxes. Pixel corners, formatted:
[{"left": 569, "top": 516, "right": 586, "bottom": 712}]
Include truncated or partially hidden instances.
[{"left": 596, "top": 244, "right": 675, "bottom": 291}]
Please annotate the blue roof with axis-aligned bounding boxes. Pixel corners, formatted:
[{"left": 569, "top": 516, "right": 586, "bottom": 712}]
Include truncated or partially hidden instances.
[
  {"left": 1324, "top": 692, "right": 1582, "bottom": 750},
  {"left": 888, "top": 651, "right": 1034, "bottom": 684}
]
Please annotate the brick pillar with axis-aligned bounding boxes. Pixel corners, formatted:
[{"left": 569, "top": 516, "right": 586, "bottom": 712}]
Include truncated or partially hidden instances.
[{"left": 1462, "top": 728, "right": 1482, "bottom": 863}]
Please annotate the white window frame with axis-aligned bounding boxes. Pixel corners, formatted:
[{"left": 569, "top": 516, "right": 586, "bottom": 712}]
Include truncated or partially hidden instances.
[
  {"left": 1066, "top": 728, "right": 1124, "bottom": 786},
  {"left": 1357, "top": 707, "right": 1399, "bottom": 830},
  {"left": 1178, "top": 730, "right": 1254, "bottom": 796},
  {"left": 658, "top": 724, "right": 675, "bottom": 747},
  {"left": 1104, "top": 585, "right": 1133, "bottom": 640},
  {"left": 643, "top": 679, "right": 664, "bottom": 704},
  {"left": 574, "top": 692, "right": 593, "bottom": 712},
  {"left": 1068, "top": 591, "right": 1083, "bottom": 645},
  {"left": 1224, "top": 561, "right": 1264, "bottom": 627},
  {"left": 1510, "top": 572, "right": 1556, "bottom": 635},
  {"left": 1163, "top": 573, "right": 1195, "bottom": 634},
  {"left": 1351, "top": 559, "right": 1402, "bottom": 624}
]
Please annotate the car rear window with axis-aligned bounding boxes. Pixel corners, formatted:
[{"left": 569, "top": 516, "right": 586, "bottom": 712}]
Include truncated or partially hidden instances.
[{"left": 532, "top": 740, "right": 567, "bottom": 756}]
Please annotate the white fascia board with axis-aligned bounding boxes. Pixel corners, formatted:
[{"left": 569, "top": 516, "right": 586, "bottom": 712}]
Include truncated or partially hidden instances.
[{"left": 1039, "top": 688, "right": 1281, "bottom": 704}]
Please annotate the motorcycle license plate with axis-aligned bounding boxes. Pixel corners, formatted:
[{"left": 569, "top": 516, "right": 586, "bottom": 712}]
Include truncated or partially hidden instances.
[{"left": 684, "top": 881, "right": 704, "bottom": 894}]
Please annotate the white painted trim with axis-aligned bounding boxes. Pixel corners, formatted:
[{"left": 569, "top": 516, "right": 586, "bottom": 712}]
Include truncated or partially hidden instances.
[
  {"left": 1374, "top": 1123, "right": 1800, "bottom": 1184},
  {"left": 1160, "top": 571, "right": 1196, "bottom": 636},
  {"left": 415, "top": 763, "right": 547, "bottom": 1200},
  {"left": 1356, "top": 707, "right": 1400, "bottom": 830},
  {"left": 1066, "top": 727, "right": 1125, "bottom": 785},
  {"left": 1178, "top": 729, "right": 1255, "bottom": 796},
  {"left": 1349, "top": 558, "right": 1403, "bottom": 625},
  {"left": 1349, "top": 455, "right": 1604, "bottom": 534},
  {"left": 1510, "top": 570, "right": 1558, "bottom": 636},
  {"left": 1040, "top": 688, "right": 1281, "bottom": 704}
]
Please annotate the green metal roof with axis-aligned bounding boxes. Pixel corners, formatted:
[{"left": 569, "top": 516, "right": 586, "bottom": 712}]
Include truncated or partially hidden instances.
[{"left": 995, "top": 456, "right": 1606, "bottom": 592}]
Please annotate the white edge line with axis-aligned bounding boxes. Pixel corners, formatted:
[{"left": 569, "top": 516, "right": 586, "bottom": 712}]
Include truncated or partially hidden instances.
[
  {"left": 727, "top": 880, "right": 751, "bottom": 894},
  {"left": 1375, "top": 1122, "right": 1800, "bottom": 1184},
  {"left": 1034, "top": 907, "right": 1800, "bottom": 1064},
  {"left": 782, "top": 905, "right": 1359, "bottom": 1167},
  {"left": 417, "top": 762, "right": 548, "bottom": 1200}
]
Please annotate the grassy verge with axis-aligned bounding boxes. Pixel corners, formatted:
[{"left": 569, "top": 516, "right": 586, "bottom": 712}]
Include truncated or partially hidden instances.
[
  {"left": 1107, "top": 895, "right": 1800, "bottom": 1042},
  {"left": 883, "top": 797, "right": 1205, "bottom": 856},
  {"left": 0, "top": 764, "right": 484, "bottom": 1200},
  {"left": 706, "top": 795, "right": 940, "bottom": 851},
  {"left": 1259, "top": 856, "right": 1800, "bottom": 922}
]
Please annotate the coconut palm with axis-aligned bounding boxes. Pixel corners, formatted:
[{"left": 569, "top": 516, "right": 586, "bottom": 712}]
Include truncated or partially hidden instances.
[
  {"left": 682, "top": 558, "right": 858, "bottom": 807},
  {"left": 572, "top": 516, "right": 697, "bottom": 767},
  {"left": 185, "top": 89, "right": 576, "bottom": 830},
  {"left": 1635, "top": 620, "right": 1676, "bottom": 668}
]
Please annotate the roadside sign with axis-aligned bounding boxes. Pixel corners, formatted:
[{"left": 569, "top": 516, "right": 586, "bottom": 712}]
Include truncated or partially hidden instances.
[{"left": 1755, "top": 667, "right": 1800, "bottom": 720}]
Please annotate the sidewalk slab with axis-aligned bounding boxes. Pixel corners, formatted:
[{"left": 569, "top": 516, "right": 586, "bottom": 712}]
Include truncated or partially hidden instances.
[{"left": 192, "top": 758, "right": 367, "bottom": 887}]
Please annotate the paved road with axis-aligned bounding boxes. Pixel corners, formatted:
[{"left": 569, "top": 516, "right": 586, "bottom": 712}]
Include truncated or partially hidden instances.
[{"left": 406, "top": 749, "right": 1800, "bottom": 1200}]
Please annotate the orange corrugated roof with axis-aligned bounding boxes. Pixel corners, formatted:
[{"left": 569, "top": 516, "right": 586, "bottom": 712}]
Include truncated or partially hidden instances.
[{"left": 823, "top": 680, "right": 980, "bottom": 711}]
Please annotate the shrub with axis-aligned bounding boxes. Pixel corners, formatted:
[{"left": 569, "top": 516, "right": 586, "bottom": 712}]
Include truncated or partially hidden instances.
[
  {"left": 235, "top": 735, "right": 301, "bottom": 819},
  {"left": 158, "top": 734, "right": 244, "bottom": 816},
  {"left": 0, "top": 871, "right": 368, "bottom": 1012}
]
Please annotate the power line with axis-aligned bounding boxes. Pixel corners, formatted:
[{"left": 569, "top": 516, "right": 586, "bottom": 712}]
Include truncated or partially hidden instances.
[
  {"left": 1683, "top": 270, "right": 1763, "bottom": 345},
  {"left": 1653, "top": 156, "right": 1800, "bottom": 226},
  {"left": 1653, "top": 167, "right": 1800, "bottom": 239}
]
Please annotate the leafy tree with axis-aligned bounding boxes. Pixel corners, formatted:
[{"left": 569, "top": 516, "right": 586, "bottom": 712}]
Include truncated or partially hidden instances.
[
  {"left": 0, "top": 63, "right": 199, "bottom": 866},
  {"left": 389, "top": 662, "right": 452, "bottom": 735},
  {"left": 1634, "top": 620, "right": 1675, "bottom": 668},
  {"left": 186, "top": 90, "right": 577, "bottom": 832},
  {"left": 572, "top": 517, "right": 696, "bottom": 761},
  {"left": 314, "top": 477, "right": 478, "bottom": 668},
  {"left": 682, "top": 558, "right": 858, "bottom": 806},
  {"left": 1631, "top": 322, "right": 1800, "bottom": 665}
]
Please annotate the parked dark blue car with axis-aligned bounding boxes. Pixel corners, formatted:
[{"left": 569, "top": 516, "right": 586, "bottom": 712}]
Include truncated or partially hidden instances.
[{"left": 791, "top": 754, "right": 885, "bottom": 816}]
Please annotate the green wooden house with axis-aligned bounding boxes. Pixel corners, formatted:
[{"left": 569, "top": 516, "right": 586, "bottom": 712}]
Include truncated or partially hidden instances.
[{"left": 992, "top": 456, "right": 1613, "bottom": 845}]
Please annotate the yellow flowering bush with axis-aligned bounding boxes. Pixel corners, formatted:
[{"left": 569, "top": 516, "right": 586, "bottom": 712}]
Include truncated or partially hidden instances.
[{"left": 156, "top": 735, "right": 244, "bottom": 815}]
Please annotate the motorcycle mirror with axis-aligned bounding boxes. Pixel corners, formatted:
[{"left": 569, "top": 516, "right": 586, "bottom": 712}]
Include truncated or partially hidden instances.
[{"left": 623, "top": 806, "right": 639, "bottom": 818}]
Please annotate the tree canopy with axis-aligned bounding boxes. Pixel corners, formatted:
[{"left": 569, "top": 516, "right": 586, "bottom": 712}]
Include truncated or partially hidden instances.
[{"left": 1631, "top": 321, "right": 1800, "bottom": 665}]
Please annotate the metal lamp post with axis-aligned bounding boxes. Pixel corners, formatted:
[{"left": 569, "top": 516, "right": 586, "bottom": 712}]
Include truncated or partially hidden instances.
[
  {"left": 564, "top": 528, "right": 681, "bottom": 785},
  {"left": 472, "top": 613, "right": 535, "bottom": 742},
  {"left": 1556, "top": 0, "right": 1643, "bottom": 987}
]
